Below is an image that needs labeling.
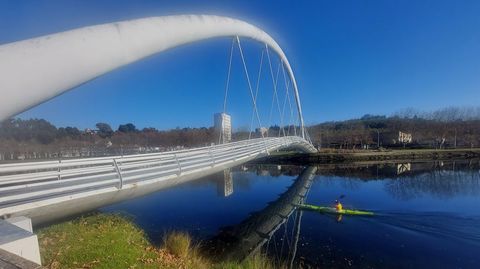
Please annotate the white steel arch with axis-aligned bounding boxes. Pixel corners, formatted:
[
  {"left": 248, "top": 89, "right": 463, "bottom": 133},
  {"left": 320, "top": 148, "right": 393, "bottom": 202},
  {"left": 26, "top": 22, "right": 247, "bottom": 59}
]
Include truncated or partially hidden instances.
[{"left": 0, "top": 15, "right": 306, "bottom": 138}]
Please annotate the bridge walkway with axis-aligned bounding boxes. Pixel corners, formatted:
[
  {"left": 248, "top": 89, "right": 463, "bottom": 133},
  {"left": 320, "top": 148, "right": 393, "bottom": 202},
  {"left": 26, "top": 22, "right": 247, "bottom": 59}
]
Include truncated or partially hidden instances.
[{"left": 0, "top": 136, "right": 315, "bottom": 224}]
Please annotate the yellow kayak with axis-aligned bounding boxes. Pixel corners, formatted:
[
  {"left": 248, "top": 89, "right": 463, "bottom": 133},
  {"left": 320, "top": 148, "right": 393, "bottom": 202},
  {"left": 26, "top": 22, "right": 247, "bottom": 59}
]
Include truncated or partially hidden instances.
[{"left": 298, "top": 204, "right": 374, "bottom": 216}]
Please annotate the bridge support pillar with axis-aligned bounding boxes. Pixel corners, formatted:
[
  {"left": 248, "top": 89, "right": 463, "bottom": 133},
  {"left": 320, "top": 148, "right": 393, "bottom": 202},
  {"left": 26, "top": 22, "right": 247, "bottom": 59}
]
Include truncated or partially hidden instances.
[{"left": 0, "top": 216, "right": 41, "bottom": 266}]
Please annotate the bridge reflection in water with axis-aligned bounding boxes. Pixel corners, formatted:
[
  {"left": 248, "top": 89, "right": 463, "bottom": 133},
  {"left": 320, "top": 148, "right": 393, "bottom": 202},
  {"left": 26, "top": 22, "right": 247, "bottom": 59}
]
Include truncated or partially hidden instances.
[{"left": 204, "top": 166, "right": 317, "bottom": 266}]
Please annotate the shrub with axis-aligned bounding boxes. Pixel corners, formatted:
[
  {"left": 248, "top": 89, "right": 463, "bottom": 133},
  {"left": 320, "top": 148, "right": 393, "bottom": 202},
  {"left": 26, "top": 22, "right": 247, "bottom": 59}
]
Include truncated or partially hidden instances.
[{"left": 163, "top": 231, "right": 192, "bottom": 258}]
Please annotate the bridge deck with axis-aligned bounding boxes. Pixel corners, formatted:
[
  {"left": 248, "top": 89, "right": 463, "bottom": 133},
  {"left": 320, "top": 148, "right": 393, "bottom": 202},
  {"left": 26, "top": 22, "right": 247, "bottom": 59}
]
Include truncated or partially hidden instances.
[{"left": 0, "top": 136, "right": 315, "bottom": 224}]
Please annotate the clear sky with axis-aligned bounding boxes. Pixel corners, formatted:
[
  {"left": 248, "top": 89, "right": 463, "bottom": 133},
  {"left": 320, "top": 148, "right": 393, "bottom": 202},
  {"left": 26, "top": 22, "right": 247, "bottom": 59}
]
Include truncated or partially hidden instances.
[{"left": 1, "top": 0, "right": 479, "bottom": 130}]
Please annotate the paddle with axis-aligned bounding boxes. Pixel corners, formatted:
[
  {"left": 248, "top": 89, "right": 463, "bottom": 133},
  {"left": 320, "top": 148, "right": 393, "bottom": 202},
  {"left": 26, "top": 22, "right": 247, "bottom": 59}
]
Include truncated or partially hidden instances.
[{"left": 296, "top": 194, "right": 345, "bottom": 208}]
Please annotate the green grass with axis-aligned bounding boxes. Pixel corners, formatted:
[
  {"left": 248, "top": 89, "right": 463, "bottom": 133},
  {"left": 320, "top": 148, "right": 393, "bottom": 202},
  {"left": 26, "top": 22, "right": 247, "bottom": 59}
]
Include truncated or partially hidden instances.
[
  {"left": 37, "top": 213, "right": 280, "bottom": 269},
  {"left": 37, "top": 214, "right": 160, "bottom": 268}
]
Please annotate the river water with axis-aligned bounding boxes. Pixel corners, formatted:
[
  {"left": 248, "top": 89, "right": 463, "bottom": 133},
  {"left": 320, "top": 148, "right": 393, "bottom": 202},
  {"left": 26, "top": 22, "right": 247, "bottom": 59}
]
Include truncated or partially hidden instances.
[{"left": 102, "top": 160, "right": 480, "bottom": 268}]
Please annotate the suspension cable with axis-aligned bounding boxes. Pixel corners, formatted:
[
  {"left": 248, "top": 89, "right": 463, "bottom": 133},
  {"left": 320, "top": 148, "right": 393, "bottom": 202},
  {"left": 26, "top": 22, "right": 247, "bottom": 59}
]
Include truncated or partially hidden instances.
[
  {"left": 219, "top": 38, "right": 235, "bottom": 144},
  {"left": 222, "top": 38, "right": 234, "bottom": 113},
  {"left": 294, "top": 109, "right": 300, "bottom": 137},
  {"left": 280, "top": 68, "right": 289, "bottom": 136},
  {"left": 293, "top": 101, "right": 301, "bottom": 138},
  {"left": 248, "top": 48, "right": 265, "bottom": 139},
  {"left": 236, "top": 36, "right": 265, "bottom": 140},
  {"left": 281, "top": 64, "right": 296, "bottom": 136},
  {"left": 275, "top": 64, "right": 284, "bottom": 137},
  {"left": 267, "top": 62, "right": 276, "bottom": 129},
  {"left": 286, "top": 70, "right": 296, "bottom": 136},
  {"left": 280, "top": 64, "right": 292, "bottom": 135},
  {"left": 266, "top": 45, "right": 286, "bottom": 137}
]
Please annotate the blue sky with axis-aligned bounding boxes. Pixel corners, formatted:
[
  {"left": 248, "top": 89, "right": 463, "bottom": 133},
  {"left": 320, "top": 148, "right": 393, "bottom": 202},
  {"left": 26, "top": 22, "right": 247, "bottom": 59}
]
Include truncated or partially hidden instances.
[{"left": 1, "top": 0, "right": 479, "bottom": 130}]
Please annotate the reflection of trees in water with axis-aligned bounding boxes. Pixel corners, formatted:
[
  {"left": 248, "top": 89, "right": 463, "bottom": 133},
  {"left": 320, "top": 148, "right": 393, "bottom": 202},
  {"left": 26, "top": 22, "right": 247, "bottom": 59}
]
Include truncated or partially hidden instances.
[
  {"left": 385, "top": 170, "right": 480, "bottom": 200},
  {"left": 176, "top": 164, "right": 303, "bottom": 192},
  {"left": 339, "top": 177, "right": 361, "bottom": 190},
  {"left": 229, "top": 161, "right": 480, "bottom": 199},
  {"left": 229, "top": 165, "right": 306, "bottom": 191},
  {"left": 315, "top": 159, "right": 480, "bottom": 180},
  {"left": 231, "top": 172, "right": 254, "bottom": 191},
  {"left": 236, "top": 164, "right": 305, "bottom": 177},
  {"left": 315, "top": 176, "right": 361, "bottom": 191},
  {"left": 309, "top": 159, "right": 480, "bottom": 199}
]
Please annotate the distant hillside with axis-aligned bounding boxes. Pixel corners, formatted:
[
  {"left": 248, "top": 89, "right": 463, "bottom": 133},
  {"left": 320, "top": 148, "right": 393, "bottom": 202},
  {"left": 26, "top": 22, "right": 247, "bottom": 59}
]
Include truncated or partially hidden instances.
[{"left": 308, "top": 112, "right": 480, "bottom": 149}]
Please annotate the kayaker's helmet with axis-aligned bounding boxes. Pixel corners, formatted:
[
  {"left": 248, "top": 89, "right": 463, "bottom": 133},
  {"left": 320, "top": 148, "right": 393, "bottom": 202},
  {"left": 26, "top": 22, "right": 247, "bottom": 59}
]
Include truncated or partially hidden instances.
[{"left": 334, "top": 200, "right": 339, "bottom": 204}]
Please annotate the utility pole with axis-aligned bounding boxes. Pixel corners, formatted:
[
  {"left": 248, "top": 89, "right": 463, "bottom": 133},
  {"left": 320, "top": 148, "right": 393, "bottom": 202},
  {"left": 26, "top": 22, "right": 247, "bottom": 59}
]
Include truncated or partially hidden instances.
[
  {"left": 454, "top": 128, "right": 457, "bottom": 149},
  {"left": 376, "top": 129, "right": 380, "bottom": 148}
]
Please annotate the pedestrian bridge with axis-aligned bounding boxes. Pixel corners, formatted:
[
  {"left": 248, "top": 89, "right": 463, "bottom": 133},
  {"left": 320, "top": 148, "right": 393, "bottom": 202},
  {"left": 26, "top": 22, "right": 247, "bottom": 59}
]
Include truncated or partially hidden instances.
[{"left": 0, "top": 136, "right": 315, "bottom": 224}]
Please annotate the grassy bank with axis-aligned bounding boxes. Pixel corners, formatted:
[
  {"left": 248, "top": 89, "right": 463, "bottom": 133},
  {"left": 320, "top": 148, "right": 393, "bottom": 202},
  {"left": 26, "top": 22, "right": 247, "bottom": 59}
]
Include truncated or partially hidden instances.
[
  {"left": 37, "top": 214, "right": 280, "bottom": 269},
  {"left": 258, "top": 148, "right": 480, "bottom": 164}
]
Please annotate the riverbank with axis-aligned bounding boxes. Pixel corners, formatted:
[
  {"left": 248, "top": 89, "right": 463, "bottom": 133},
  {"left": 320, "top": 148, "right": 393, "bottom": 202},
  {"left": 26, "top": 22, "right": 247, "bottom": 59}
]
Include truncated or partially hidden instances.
[
  {"left": 256, "top": 148, "right": 480, "bottom": 164},
  {"left": 36, "top": 214, "right": 280, "bottom": 269}
]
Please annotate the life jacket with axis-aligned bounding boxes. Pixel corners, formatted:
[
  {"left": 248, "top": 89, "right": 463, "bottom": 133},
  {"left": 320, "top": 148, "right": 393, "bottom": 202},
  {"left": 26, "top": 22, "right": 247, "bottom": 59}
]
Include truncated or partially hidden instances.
[{"left": 335, "top": 202, "right": 343, "bottom": 211}]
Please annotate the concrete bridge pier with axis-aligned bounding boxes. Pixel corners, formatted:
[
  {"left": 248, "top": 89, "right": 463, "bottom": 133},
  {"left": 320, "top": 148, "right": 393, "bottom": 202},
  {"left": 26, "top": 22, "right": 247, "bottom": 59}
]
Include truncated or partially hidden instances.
[{"left": 0, "top": 216, "right": 42, "bottom": 268}]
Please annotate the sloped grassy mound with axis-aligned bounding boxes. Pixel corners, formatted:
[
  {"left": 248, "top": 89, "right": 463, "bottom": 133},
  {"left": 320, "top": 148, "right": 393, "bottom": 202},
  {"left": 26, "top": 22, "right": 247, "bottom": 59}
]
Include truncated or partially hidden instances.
[{"left": 37, "top": 213, "right": 280, "bottom": 269}]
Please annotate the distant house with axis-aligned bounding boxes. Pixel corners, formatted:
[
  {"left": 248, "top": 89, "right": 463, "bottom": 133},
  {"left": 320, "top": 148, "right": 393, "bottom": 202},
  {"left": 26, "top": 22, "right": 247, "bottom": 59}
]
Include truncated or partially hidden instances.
[
  {"left": 105, "top": 140, "right": 113, "bottom": 148},
  {"left": 256, "top": 127, "right": 268, "bottom": 137},
  {"left": 398, "top": 131, "right": 412, "bottom": 144},
  {"left": 84, "top": 128, "right": 95, "bottom": 135}
]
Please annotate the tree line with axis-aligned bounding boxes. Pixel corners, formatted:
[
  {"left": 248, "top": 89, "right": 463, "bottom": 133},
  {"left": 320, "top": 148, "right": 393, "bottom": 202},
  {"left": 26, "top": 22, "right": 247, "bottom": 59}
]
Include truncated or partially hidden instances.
[
  {"left": 308, "top": 107, "right": 480, "bottom": 149},
  {"left": 0, "top": 119, "right": 217, "bottom": 160},
  {"left": 1, "top": 106, "right": 479, "bottom": 160}
]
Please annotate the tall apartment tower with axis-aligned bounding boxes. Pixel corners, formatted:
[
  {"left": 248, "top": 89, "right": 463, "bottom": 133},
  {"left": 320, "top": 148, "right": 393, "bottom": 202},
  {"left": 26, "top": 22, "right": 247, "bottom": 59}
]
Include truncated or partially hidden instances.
[{"left": 214, "top": 113, "right": 232, "bottom": 144}]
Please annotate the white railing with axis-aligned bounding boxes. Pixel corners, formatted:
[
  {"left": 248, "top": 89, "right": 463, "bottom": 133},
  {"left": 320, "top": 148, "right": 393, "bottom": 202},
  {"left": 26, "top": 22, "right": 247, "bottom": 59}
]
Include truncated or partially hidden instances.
[{"left": 0, "top": 136, "right": 315, "bottom": 213}]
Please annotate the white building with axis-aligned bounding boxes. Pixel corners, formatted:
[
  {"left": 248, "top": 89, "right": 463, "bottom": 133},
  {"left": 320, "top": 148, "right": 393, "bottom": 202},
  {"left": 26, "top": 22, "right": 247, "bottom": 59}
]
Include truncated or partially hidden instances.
[
  {"left": 398, "top": 131, "right": 412, "bottom": 144},
  {"left": 214, "top": 113, "right": 232, "bottom": 144},
  {"left": 256, "top": 127, "right": 268, "bottom": 137}
]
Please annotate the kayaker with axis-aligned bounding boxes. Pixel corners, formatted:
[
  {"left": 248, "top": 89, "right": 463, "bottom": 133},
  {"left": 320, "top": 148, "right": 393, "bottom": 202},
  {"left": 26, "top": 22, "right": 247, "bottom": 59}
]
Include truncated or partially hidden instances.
[{"left": 334, "top": 200, "right": 343, "bottom": 212}]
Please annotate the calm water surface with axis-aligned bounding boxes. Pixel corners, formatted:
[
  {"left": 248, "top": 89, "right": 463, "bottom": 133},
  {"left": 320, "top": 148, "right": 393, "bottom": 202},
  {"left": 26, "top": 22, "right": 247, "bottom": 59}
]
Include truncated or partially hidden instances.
[{"left": 103, "top": 160, "right": 480, "bottom": 268}]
